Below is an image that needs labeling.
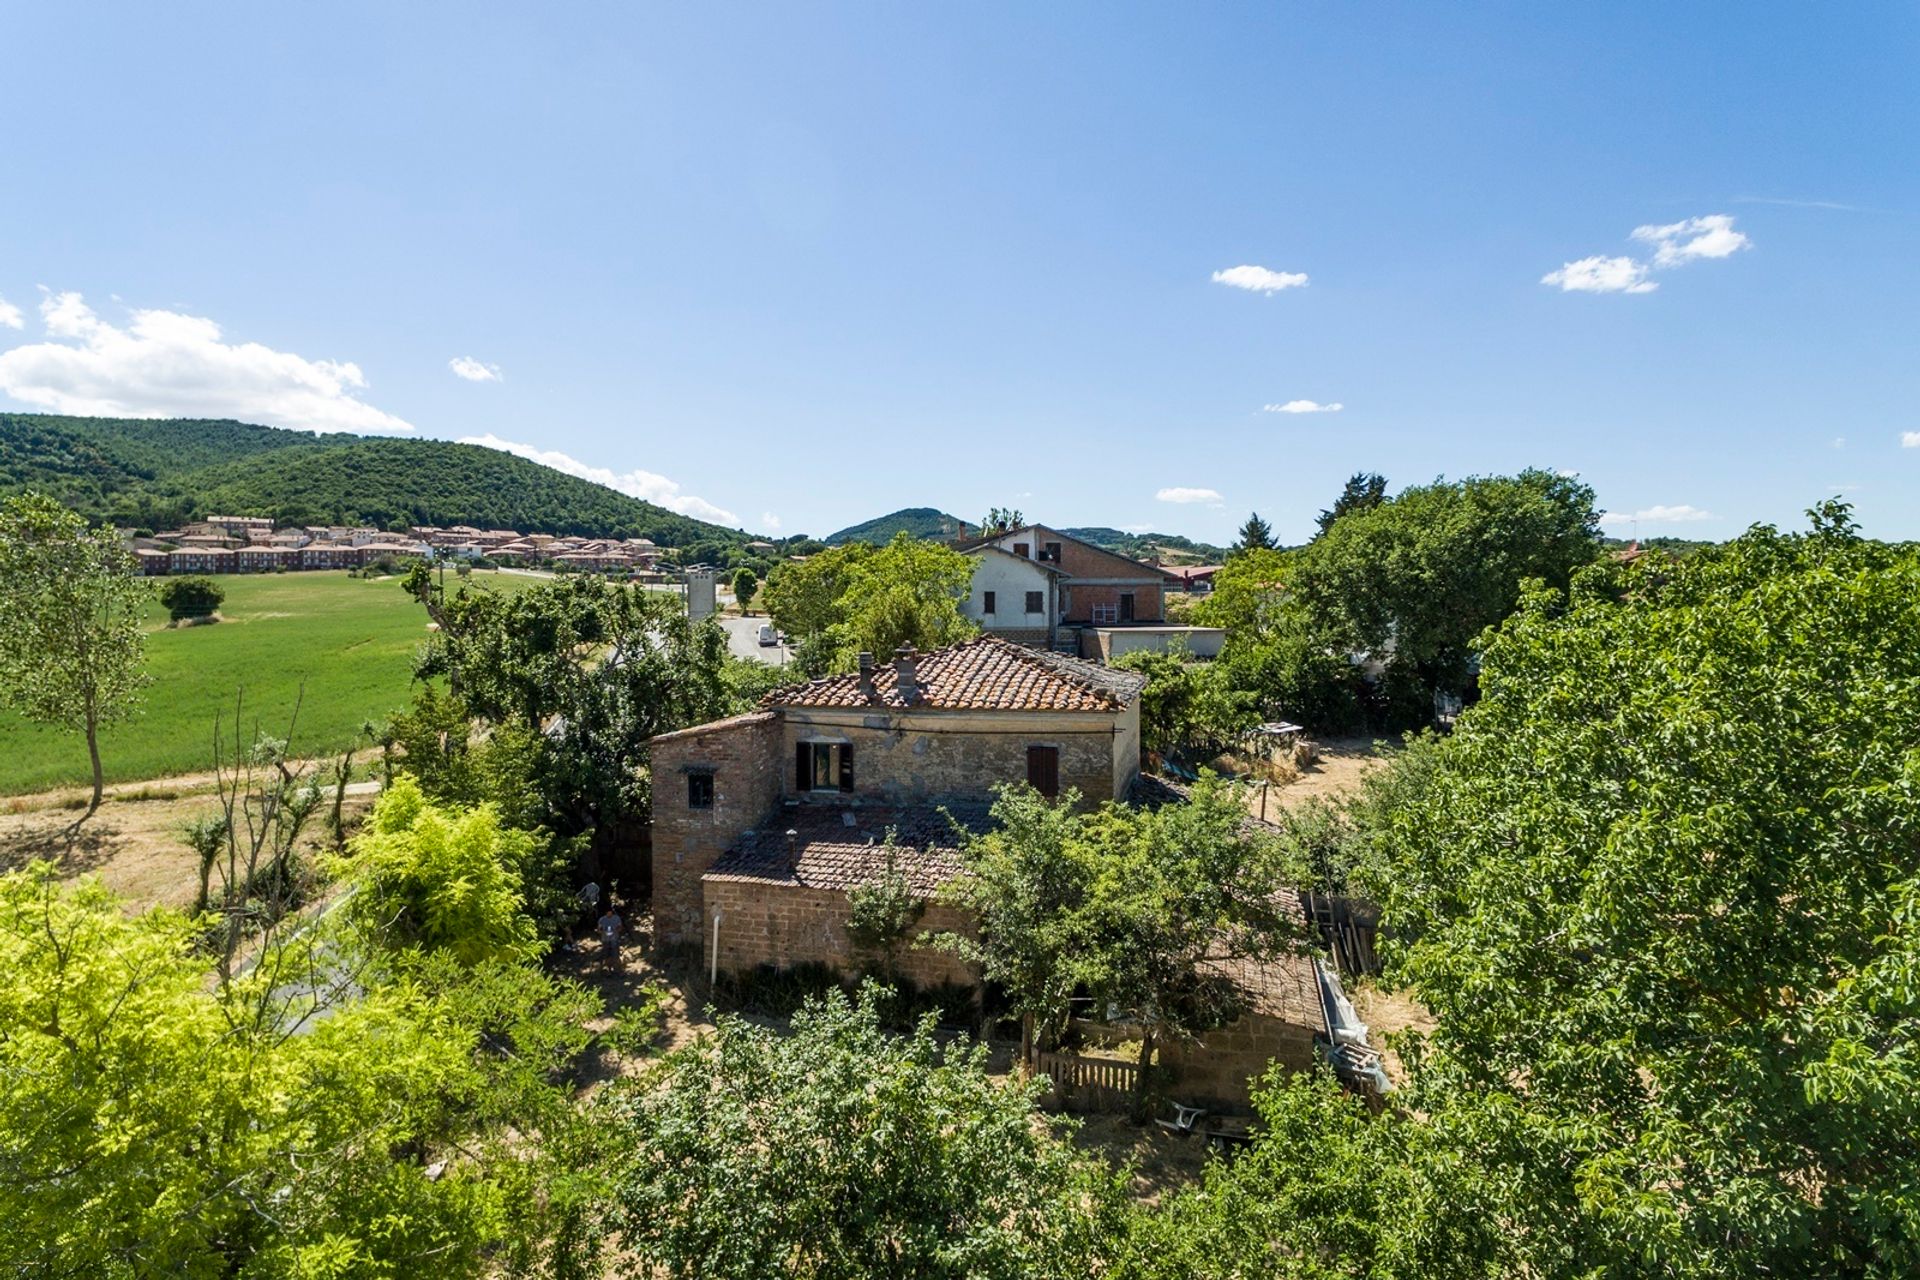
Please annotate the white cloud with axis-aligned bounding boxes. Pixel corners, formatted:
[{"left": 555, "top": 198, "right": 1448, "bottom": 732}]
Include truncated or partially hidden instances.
[
  {"left": 0, "top": 296, "right": 22, "bottom": 330},
  {"left": 460, "top": 432, "right": 739, "bottom": 525},
  {"left": 449, "top": 356, "right": 502, "bottom": 383},
  {"left": 1156, "top": 486, "right": 1225, "bottom": 505},
  {"left": 1263, "top": 399, "right": 1343, "bottom": 414},
  {"left": 760, "top": 511, "right": 782, "bottom": 531},
  {"left": 1211, "top": 265, "right": 1308, "bottom": 294},
  {"left": 1631, "top": 214, "right": 1752, "bottom": 267},
  {"left": 1832, "top": 436, "right": 1846, "bottom": 449},
  {"left": 1540, "top": 255, "right": 1657, "bottom": 294},
  {"left": 1903, "top": 431, "right": 1920, "bottom": 448},
  {"left": 1598, "top": 504, "right": 1715, "bottom": 529},
  {"left": 0, "top": 291, "right": 413, "bottom": 433}
]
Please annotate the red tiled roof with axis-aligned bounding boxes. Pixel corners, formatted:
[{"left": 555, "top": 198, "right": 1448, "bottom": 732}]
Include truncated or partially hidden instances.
[
  {"left": 702, "top": 800, "right": 991, "bottom": 891},
  {"left": 766, "top": 636, "right": 1145, "bottom": 713}
]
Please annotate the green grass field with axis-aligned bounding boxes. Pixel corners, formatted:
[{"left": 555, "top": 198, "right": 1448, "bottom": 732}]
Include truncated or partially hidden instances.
[{"left": 0, "top": 570, "right": 543, "bottom": 796}]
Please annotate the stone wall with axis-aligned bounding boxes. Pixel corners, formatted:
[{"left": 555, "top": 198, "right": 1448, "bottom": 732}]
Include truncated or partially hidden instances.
[
  {"left": 1159, "top": 1013, "right": 1320, "bottom": 1112},
  {"left": 650, "top": 711, "right": 785, "bottom": 946},
  {"left": 704, "top": 878, "right": 979, "bottom": 990},
  {"left": 783, "top": 708, "right": 1130, "bottom": 807}
]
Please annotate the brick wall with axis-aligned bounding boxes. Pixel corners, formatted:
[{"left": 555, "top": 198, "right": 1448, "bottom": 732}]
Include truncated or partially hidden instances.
[
  {"left": 1064, "top": 582, "right": 1165, "bottom": 626},
  {"left": 704, "top": 878, "right": 979, "bottom": 990},
  {"left": 650, "top": 712, "right": 785, "bottom": 946},
  {"left": 1159, "top": 1012, "right": 1319, "bottom": 1112}
]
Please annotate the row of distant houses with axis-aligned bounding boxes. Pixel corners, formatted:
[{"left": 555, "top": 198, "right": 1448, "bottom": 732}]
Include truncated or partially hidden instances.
[{"left": 127, "top": 517, "right": 668, "bottom": 577}]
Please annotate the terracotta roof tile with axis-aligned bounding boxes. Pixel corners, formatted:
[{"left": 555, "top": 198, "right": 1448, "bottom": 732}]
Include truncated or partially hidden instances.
[
  {"left": 702, "top": 800, "right": 992, "bottom": 891},
  {"left": 765, "top": 636, "right": 1145, "bottom": 713}
]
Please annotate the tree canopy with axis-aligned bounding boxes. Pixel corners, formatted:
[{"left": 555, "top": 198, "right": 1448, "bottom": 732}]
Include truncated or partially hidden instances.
[{"left": 762, "top": 532, "right": 977, "bottom": 675}]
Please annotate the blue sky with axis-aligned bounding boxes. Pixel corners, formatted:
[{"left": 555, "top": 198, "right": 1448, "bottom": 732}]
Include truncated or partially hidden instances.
[{"left": 2, "top": 4, "right": 1916, "bottom": 544}]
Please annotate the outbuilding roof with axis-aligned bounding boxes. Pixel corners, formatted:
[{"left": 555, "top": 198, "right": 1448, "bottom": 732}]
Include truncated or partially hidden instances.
[
  {"left": 702, "top": 800, "right": 992, "bottom": 891},
  {"left": 765, "top": 636, "right": 1146, "bottom": 713}
]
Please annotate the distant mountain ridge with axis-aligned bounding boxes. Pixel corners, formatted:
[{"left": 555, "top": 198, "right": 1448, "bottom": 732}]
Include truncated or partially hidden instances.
[
  {"left": 0, "top": 413, "right": 747, "bottom": 547},
  {"left": 822, "top": 507, "right": 1229, "bottom": 563}
]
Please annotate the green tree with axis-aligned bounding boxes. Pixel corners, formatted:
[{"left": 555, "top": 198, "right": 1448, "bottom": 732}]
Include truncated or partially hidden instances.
[
  {"left": 1290, "top": 468, "right": 1600, "bottom": 715},
  {"left": 0, "top": 493, "right": 149, "bottom": 819},
  {"left": 762, "top": 533, "right": 977, "bottom": 675},
  {"left": 732, "top": 565, "right": 759, "bottom": 614},
  {"left": 844, "top": 837, "right": 926, "bottom": 984},
  {"left": 1290, "top": 503, "right": 1920, "bottom": 1274},
  {"left": 1313, "top": 471, "right": 1388, "bottom": 537},
  {"left": 0, "top": 864, "right": 597, "bottom": 1277},
  {"left": 1235, "top": 511, "right": 1275, "bottom": 552},
  {"left": 158, "top": 574, "right": 225, "bottom": 622},
  {"left": 576, "top": 988, "right": 1121, "bottom": 1280},
  {"left": 979, "top": 506, "right": 1026, "bottom": 536},
  {"left": 1113, "top": 646, "right": 1256, "bottom": 760}
]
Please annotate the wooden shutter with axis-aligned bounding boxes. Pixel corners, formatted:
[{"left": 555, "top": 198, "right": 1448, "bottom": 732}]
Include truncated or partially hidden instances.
[
  {"left": 1027, "top": 745, "right": 1059, "bottom": 798},
  {"left": 839, "top": 743, "right": 855, "bottom": 792},
  {"left": 797, "top": 743, "right": 811, "bottom": 792}
]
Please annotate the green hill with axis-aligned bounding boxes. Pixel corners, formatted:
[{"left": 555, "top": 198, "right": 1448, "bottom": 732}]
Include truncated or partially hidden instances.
[
  {"left": 0, "top": 413, "right": 745, "bottom": 546},
  {"left": 1060, "top": 526, "right": 1230, "bottom": 564},
  {"left": 824, "top": 507, "right": 968, "bottom": 545}
]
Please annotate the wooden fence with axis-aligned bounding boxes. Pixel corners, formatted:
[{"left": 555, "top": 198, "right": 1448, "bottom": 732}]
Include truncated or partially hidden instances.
[{"left": 1030, "top": 1049, "right": 1140, "bottom": 1112}]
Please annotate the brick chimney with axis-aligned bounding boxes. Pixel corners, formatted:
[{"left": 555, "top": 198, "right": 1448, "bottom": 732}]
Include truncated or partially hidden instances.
[
  {"left": 785, "top": 828, "right": 800, "bottom": 877},
  {"left": 856, "top": 651, "right": 876, "bottom": 700},
  {"left": 892, "top": 644, "right": 919, "bottom": 705}
]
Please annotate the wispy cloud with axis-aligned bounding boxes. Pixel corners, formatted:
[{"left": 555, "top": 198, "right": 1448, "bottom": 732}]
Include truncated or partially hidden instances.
[
  {"left": 460, "top": 432, "right": 738, "bottom": 525},
  {"left": 1542, "top": 214, "right": 1749, "bottom": 296},
  {"left": 449, "top": 356, "right": 502, "bottom": 383},
  {"left": 1156, "top": 486, "right": 1224, "bottom": 505},
  {"left": 1211, "top": 265, "right": 1308, "bottom": 294},
  {"left": 1832, "top": 437, "right": 1845, "bottom": 449},
  {"left": 1599, "top": 504, "right": 1715, "bottom": 529},
  {"left": 0, "top": 296, "right": 22, "bottom": 330},
  {"left": 0, "top": 291, "right": 413, "bottom": 433},
  {"left": 1263, "top": 399, "right": 1343, "bottom": 414},
  {"left": 760, "top": 511, "right": 781, "bottom": 531},
  {"left": 1733, "top": 195, "right": 1862, "bottom": 212},
  {"left": 1631, "top": 214, "right": 1752, "bottom": 267},
  {"left": 1541, "top": 255, "right": 1657, "bottom": 294},
  {"left": 1903, "top": 431, "right": 1920, "bottom": 449}
]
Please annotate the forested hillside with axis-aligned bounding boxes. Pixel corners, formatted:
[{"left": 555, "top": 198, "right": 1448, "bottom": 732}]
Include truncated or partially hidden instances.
[
  {"left": 824, "top": 506, "right": 968, "bottom": 545},
  {"left": 0, "top": 414, "right": 745, "bottom": 544}
]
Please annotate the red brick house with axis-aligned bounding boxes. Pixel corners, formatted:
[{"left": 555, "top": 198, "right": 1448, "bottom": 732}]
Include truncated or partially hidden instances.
[
  {"left": 649, "top": 636, "right": 1148, "bottom": 978},
  {"left": 967, "top": 524, "right": 1166, "bottom": 627}
]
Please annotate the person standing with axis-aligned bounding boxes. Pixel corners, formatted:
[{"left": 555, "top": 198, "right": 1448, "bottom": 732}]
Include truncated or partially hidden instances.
[{"left": 597, "top": 902, "right": 624, "bottom": 971}]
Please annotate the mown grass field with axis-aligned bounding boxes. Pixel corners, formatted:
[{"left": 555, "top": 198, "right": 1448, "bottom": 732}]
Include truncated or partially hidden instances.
[{"left": 0, "top": 570, "right": 543, "bottom": 795}]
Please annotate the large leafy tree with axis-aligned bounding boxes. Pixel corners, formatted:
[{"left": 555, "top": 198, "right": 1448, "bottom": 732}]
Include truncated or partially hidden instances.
[
  {"left": 1289, "top": 468, "right": 1600, "bottom": 710},
  {"left": 1329, "top": 503, "right": 1920, "bottom": 1274},
  {"left": 578, "top": 988, "right": 1121, "bottom": 1280},
  {"left": 761, "top": 532, "right": 977, "bottom": 676},
  {"left": 0, "top": 864, "right": 596, "bottom": 1277},
  {"left": 0, "top": 493, "right": 149, "bottom": 819}
]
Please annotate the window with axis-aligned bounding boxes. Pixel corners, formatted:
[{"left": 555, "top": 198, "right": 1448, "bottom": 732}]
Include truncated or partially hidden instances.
[
  {"left": 1012, "top": 542, "right": 1030, "bottom": 559},
  {"left": 687, "top": 771, "right": 714, "bottom": 809},
  {"left": 1040, "top": 541, "right": 1062, "bottom": 563},
  {"left": 1024, "top": 590, "right": 1044, "bottom": 614},
  {"left": 983, "top": 590, "right": 996, "bottom": 615},
  {"left": 1026, "top": 745, "right": 1060, "bottom": 798},
  {"left": 1119, "top": 592, "right": 1135, "bottom": 622},
  {"left": 797, "top": 742, "right": 854, "bottom": 793},
  {"left": 1091, "top": 602, "right": 1118, "bottom": 624}
]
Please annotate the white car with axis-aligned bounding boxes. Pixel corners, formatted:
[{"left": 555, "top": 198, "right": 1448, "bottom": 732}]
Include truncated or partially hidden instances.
[{"left": 757, "top": 623, "right": 777, "bottom": 646}]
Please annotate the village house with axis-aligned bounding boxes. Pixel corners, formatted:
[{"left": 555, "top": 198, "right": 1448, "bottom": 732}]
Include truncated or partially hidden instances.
[
  {"left": 959, "top": 545, "right": 1069, "bottom": 648},
  {"left": 650, "top": 636, "right": 1147, "bottom": 979}
]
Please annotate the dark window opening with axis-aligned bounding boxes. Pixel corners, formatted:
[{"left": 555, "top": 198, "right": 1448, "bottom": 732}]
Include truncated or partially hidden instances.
[
  {"left": 1119, "top": 592, "right": 1135, "bottom": 622},
  {"left": 1025, "top": 590, "right": 1044, "bottom": 614},
  {"left": 798, "top": 742, "right": 854, "bottom": 793},
  {"left": 1027, "top": 745, "right": 1060, "bottom": 798},
  {"left": 1012, "top": 542, "right": 1030, "bottom": 559},
  {"left": 1040, "top": 541, "right": 1062, "bottom": 563},
  {"left": 983, "top": 590, "right": 996, "bottom": 614},
  {"left": 687, "top": 771, "right": 714, "bottom": 809}
]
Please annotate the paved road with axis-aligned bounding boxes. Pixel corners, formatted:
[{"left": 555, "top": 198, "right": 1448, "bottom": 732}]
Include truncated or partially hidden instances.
[{"left": 720, "top": 614, "right": 795, "bottom": 666}]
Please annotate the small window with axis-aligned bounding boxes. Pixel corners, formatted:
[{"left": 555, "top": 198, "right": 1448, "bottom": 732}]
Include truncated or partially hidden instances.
[
  {"left": 1027, "top": 745, "right": 1060, "bottom": 798},
  {"left": 797, "top": 742, "right": 853, "bottom": 793},
  {"left": 983, "top": 590, "right": 996, "bottom": 615},
  {"left": 687, "top": 772, "right": 714, "bottom": 809},
  {"left": 1040, "top": 541, "right": 1061, "bottom": 563},
  {"left": 1119, "top": 593, "right": 1135, "bottom": 622},
  {"left": 1012, "top": 542, "right": 1030, "bottom": 559},
  {"left": 1025, "top": 590, "right": 1044, "bottom": 614},
  {"left": 1091, "top": 602, "right": 1118, "bottom": 624}
]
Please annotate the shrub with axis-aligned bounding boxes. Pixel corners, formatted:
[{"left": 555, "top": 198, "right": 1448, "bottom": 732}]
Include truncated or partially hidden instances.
[{"left": 158, "top": 575, "right": 224, "bottom": 622}]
